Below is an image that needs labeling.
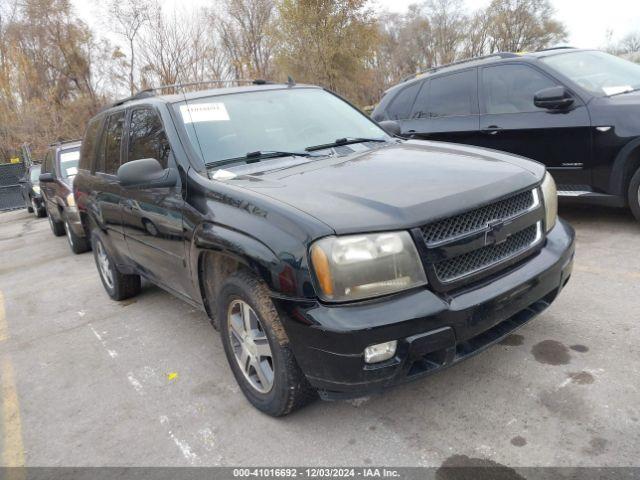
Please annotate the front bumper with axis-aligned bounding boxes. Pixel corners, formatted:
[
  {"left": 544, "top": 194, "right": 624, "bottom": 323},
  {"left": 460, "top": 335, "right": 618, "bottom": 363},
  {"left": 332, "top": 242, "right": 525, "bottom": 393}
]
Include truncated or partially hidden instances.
[{"left": 276, "top": 219, "right": 575, "bottom": 399}]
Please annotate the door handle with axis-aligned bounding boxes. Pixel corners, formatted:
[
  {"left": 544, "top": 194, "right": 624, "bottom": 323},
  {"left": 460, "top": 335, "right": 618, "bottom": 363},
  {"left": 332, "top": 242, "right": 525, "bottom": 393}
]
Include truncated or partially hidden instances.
[{"left": 482, "top": 125, "right": 503, "bottom": 135}]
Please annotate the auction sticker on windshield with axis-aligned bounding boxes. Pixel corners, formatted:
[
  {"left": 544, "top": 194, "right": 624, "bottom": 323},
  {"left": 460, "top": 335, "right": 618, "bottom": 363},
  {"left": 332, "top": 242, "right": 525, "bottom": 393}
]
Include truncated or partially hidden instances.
[{"left": 180, "top": 103, "right": 230, "bottom": 123}]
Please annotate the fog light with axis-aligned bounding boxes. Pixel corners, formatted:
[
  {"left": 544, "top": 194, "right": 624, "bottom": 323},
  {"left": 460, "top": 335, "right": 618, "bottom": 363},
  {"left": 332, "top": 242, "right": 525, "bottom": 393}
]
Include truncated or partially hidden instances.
[{"left": 364, "top": 340, "right": 397, "bottom": 364}]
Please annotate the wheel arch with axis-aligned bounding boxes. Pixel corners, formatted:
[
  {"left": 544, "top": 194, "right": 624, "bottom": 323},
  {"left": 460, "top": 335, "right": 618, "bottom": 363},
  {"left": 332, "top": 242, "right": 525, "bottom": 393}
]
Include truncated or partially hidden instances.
[
  {"left": 609, "top": 137, "right": 640, "bottom": 199},
  {"left": 194, "top": 223, "right": 283, "bottom": 328}
]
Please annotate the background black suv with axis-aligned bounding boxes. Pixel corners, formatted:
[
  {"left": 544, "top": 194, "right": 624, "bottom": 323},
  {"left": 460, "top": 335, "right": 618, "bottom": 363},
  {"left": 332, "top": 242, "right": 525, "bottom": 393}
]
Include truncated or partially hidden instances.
[
  {"left": 39, "top": 140, "right": 91, "bottom": 253},
  {"left": 74, "top": 81, "right": 573, "bottom": 416},
  {"left": 18, "top": 164, "right": 45, "bottom": 217},
  {"left": 372, "top": 48, "right": 640, "bottom": 220}
]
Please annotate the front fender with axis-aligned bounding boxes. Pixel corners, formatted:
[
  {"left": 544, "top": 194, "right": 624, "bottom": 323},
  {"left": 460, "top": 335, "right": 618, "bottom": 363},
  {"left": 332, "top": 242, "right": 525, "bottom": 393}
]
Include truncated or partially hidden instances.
[{"left": 192, "top": 222, "right": 316, "bottom": 301}]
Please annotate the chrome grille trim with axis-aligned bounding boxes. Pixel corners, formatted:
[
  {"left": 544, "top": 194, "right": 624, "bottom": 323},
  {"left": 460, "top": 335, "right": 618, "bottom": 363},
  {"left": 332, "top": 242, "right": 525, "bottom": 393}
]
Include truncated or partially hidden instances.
[
  {"left": 421, "top": 189, "right": 540, "bottom": 246},
  {"left": 433, "top": 222, "right": 543, "bottom": 284}
]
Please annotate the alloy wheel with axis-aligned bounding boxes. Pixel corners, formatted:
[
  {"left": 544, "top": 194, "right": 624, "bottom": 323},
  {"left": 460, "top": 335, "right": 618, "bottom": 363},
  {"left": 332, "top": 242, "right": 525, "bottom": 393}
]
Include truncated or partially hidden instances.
[
  {"left": 65, "top": 220, "right": 74, "bottom": 247},
  {"left": 227, "top": 299, "right": 275, "bottom": 394},
  {"left": 31, "top": 199, "right": 39, "bottom": 217},
  {"left": 96, "top": 241, "right": 114, "bottom": 290}
]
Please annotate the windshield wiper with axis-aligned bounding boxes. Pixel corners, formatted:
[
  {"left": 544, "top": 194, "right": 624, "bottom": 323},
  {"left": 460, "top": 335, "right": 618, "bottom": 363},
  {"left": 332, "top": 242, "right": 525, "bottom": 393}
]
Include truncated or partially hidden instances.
[
  {"left": 305, "top": 137, "right": 388, "bottom": 151},
  {"left": 608, "top": 87, "right": 640, "bottom": 97},
  {"left": 207, "top": 150, "right": 323, "bottom": 168}
]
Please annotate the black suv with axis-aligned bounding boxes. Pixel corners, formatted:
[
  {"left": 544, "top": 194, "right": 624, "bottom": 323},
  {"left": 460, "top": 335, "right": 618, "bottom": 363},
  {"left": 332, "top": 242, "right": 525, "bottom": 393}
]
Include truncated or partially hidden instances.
[
  {"left": 372, "top": 48, "right": 640, "bottom": 220},
  {"left": 74, "top": 81, "right": 574, "bottom": 416},
  {"left": 18, "top": 164, "right": 46, "bottom": 217},
  {"left": 39, "top": 140, "right": 91, "bottom": 253}
]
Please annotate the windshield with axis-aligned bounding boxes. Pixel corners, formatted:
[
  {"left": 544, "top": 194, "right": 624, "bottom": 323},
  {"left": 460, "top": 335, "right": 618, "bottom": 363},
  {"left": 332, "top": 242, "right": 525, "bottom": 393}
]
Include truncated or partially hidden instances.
[
  {"left": 541, "top": 50, "right": 640, "bottom": 96},
  {"left": 59, "top": 147, "right": 80, "bottom": 178},
  {"left": 29, "top": 165, "right": 41, "bottom": 182},
  {"left": 174, "top": 88, "right": 388, "bottom": 166}
]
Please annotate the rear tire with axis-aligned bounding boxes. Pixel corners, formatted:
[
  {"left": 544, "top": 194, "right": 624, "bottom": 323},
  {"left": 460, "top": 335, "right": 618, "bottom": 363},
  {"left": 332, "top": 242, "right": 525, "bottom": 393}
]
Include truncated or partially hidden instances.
[
  {"left": 65, "top": 215, "right": 90, "bottom": 254},
  {"left": 629, "top": 168, "right": 640, "bottom": 222},
  {"left": 47, "top": 209, "right": 65, "bottom": 236},
  {"left": 92, "top": 231, "right": 141, "bottom": 301}
]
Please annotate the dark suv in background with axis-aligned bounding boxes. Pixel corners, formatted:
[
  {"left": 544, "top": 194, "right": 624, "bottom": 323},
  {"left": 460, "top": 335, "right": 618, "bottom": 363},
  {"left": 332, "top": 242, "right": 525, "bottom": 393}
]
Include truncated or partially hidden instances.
[
  {"left": 373, "top": 48, "right": 640, "bottom": 220},
  {"left": 39, "top": 140, "right": 91, "bottom": 253},
  {"left": 18, "top": 164, "right": 45, "bottom": 217},
  {"left": 74, "top": 81, "right": 574, "bottom": 416}
]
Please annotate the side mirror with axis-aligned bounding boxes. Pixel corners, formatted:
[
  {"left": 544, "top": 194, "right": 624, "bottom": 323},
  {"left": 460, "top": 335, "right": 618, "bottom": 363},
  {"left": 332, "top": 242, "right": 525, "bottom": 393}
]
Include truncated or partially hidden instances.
[
  {"left": 117, "top": 158, "right": 178, "bottom": 189},
  {"left": 378, "top": 120, "right": 401, "bottom": 136},
  {"left": 534, "top": 86, "right": 574, "bottom": 110},
  {"left": 39, "top": 173, "right": 55, "bottom": 183},
  {"left": 17, "top": 178, "right": 27, "bottom": 184}
]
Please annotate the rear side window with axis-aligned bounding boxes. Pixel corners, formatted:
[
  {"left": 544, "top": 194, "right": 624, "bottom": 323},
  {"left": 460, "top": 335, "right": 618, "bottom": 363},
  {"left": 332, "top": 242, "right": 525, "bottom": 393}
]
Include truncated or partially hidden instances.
[
  {"left": 386, "top": 82, "right": 420, "bottom": 120},
  {"left": 482, "top": 64, "right": 558, "bottom": 114},
  {"left": 128, "top": 108, "right": 171, "bottom": 168},
  {"left": 42, "top": 151, "right": 50, "bottom": 173},
  {"left": 96, "top": 111, "right": 125, "bottom": 175},
  {"left": 427, "top": 70, "right": 476, "bottom": 118},
  {"left": 80, "top": 116, "right": 103, "bottom": 171}
]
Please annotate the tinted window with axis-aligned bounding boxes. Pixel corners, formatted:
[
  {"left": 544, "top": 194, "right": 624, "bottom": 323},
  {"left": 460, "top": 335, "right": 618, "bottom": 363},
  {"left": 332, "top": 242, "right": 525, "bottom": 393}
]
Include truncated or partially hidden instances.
[
  {"left": 410, "top": 81, "right": 430, "bottom": 118},
  {"left": 386, "top": 82, "right": 420, "bottom": 120},
  {"left": 128, "top": 108, "right": 171, "bottom": 168},
  {"left": 483, "top": 64, "right": 557, "bottom": 114},
  {"left": 42, "top": 150, "right": 52, "bottom": 174},
  {"left": 80, "top": 116, "right": 103, "bottom": 171},
  {"left": 427, "top": 70, "right": 476, "bottom": 117},
  {"left": 97, "top": 112, "right": 125, "bottom": 174}
]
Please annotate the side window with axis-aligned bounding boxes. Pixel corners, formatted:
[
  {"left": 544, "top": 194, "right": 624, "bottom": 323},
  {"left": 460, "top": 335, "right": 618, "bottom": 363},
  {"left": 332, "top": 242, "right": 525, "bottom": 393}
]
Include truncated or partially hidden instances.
[
  {"left": 385, "top": 82, "right": 420, "bottom": 120},
  {"left": 427, "top": 70, "right": 476, "bottom": 118},
  {"left": 483, "top": 64, "right": 558, "bottom": 114},
  {"left": 42, "top": 151, "right": 51, "bottom": 173},
  {"left": 96, "top": 112, "right": 125, "bottom": 175},
  {"left": 410, "top": 81, "right": 430, "bottom": 118},
  {"left": 127, "top": 108, "right": 171, "bottom": 168},
  {"left": 80, "top": 116, "right": 102, "bottom": 171}
]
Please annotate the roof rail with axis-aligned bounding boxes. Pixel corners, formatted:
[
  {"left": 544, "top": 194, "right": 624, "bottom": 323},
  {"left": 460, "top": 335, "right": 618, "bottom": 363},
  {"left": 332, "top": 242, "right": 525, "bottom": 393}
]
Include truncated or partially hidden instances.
[
  {"left": 49, "top": 138, "right": 82, "bottom": 147},
  {"left": 537, "top": 46, "right": 576, "bottom": 52},
  {"left": 402, "top": 52, "right": 520, "bottom": 82},
  {"left": 111, "top": 79, "right": 274, "bottom": 107}
]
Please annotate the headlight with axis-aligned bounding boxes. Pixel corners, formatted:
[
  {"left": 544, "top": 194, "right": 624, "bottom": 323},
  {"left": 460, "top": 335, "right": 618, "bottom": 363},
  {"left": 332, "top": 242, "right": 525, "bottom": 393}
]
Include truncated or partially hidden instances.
[
  {"left": 32, "top": 185, "right": 40, "bottom": 194},
  {"left": 310, "top": 231, "right": 427, "bottom": 302},
  {"left": 66, "top": 193, "right": 76, "bottom": 207},
  {"left": 540, "top": 172, "right": 557, "bottom": 232}
]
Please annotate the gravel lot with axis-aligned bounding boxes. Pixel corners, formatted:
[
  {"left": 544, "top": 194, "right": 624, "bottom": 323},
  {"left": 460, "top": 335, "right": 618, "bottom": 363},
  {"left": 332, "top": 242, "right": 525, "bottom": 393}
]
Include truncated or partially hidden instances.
[{"left": 0, "top": 204, "right": 639, "bottom": 468}]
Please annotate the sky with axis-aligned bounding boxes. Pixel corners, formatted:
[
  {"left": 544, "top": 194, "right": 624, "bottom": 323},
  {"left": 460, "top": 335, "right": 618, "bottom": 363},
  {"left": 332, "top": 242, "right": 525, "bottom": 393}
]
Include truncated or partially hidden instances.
[{"left": 73, "top": 0, "right": 640, "bottom": 50}]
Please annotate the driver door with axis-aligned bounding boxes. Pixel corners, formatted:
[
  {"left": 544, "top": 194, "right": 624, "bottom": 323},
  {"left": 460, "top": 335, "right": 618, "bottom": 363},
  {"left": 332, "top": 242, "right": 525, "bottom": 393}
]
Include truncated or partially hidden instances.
[
  {"left": 120, "top": 106, "right": 191, "bottom": 297},
  {"left": 477, "top": 63, "right": 592, "bottom": 186}
]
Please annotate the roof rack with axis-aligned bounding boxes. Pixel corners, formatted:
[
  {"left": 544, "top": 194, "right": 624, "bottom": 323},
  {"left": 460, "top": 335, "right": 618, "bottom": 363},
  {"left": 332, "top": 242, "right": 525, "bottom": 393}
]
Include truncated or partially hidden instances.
[
  {"left": 537, "top": 46, "right": 576, "bottom": 52},
  {"left": 49, "top": 138, "right": 82, "bottom": 147},
  {"left": 111, "top": 79, "right": 275, "bottom": 107},
  {"left": 402, "top": 52, "right": 520, "bottom": 82}
]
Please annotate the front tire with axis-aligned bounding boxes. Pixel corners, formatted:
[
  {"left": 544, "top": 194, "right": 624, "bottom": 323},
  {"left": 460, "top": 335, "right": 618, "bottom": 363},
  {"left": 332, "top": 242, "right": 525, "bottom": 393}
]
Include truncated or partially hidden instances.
[
  {"left": 65, "top": 215, "right": 90, "bottom": 254},
  {"left": 47, "top": 209, "right": 65, "bottom": 236},
  {"left": 216, "top": 271, "right": 316, "bottom": 416},
  {"left": 92, "top": 231, "right": 141, "bottom": 301},
  {"left": 628, "top": 168, "right": 640, "bottom": 222}
]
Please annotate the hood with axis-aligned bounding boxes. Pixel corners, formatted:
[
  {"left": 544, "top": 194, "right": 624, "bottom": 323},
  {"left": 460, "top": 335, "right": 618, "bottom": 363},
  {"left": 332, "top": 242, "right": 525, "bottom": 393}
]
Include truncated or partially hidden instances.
[{"left": 219, "top": 141, "right": 545, "bottom": 234}]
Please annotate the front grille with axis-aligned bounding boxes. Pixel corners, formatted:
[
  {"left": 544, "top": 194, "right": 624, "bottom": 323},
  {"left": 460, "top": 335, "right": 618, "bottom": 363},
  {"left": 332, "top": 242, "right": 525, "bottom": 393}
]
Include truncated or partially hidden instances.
[
  {"left": 433, "top": 224, "right": 540, "bottom": 283},
  {"left": 421, "top": 190, "right": 535, "bottom": 245}
]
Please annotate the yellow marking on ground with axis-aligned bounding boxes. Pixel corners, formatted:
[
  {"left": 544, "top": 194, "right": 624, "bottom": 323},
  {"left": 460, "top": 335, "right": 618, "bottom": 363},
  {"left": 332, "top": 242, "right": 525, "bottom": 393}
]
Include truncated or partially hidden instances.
[
  {"left": 0, "top": 290, "right": 25, "bottom": 468},
  {"left": 574, "top": 265, "right": 640, "bottom": 280},
  {"left": 0, "top": 291, "right": 7, "bottom": 342},
  {"left": 1, "top": 357, "right": 25, "bottom": 467}
]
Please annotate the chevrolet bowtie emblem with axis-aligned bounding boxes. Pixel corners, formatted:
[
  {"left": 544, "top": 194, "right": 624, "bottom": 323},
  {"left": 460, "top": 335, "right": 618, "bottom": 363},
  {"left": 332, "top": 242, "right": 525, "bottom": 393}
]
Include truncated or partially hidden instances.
[{"left": 484, "top": 220, "right": 510, "bottom": 247}]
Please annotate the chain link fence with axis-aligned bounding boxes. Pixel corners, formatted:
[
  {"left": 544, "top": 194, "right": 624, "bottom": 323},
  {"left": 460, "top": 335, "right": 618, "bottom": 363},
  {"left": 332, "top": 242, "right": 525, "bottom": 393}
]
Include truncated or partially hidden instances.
[{"left": 0, "top": 162, "right": 26, "bottom": 212}]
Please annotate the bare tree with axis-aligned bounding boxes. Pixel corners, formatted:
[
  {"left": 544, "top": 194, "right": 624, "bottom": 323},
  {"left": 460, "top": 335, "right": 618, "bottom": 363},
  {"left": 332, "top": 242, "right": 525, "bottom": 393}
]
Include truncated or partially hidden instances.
[
  {"left": 108, "top": 0, "right": 152, "bottom": 95},
  {"left": 215, "top": 0, "right": 276, "bottom": 79}
]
